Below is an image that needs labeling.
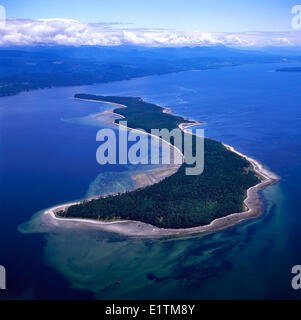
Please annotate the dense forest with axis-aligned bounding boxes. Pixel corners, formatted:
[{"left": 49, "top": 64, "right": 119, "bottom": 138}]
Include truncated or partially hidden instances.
[
  {"left": 0, "top": 51, "right": 179, "bottom": 97},
  {"left": 74, "top": 94, "right": 195, "bottom": 132},
  {"left": 57, "top": 95, "right": 260, "bottom": 228}
]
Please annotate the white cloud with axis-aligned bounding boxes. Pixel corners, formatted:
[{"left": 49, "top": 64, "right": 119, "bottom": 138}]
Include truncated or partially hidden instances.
[{"left": 0, "top": 18, "right": 300, "bottom": 47}]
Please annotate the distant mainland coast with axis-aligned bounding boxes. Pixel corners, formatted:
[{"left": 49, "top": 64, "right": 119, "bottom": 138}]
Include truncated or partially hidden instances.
[{"left": 43, "top": 94, "right": 279, "bottom": 237}]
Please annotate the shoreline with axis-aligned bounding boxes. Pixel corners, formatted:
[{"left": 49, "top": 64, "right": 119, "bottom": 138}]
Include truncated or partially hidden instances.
[{"left": 43, "top": 97, "right": 279, "bottom": 237}]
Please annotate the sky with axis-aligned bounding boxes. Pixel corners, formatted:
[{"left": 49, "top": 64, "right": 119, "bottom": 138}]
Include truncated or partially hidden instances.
[
  {"left": 0, "top": 0, "right": 300, "bottom": 47},
  {"left": 1, "top": 0, "right": 298, "bottom": 32}
]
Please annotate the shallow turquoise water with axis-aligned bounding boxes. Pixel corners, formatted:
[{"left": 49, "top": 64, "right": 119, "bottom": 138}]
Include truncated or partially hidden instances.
[{"left": 1, "top": 63, "right": 301, "bottom": 299}]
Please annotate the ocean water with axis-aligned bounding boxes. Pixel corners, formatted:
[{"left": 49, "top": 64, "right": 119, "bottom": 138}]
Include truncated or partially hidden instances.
[{"left": 1, "top": 63, "right": 301, "bottom": 299}]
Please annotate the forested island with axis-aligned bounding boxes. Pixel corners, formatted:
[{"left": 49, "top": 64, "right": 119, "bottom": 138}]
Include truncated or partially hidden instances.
[{"left": 55, "top": 94, "right": 261, "bottom": 228}]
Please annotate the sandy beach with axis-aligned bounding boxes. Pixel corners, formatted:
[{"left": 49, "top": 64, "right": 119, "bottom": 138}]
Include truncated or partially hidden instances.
[{"left": 42, "top": 98, "right": 279, "bottom": 237}]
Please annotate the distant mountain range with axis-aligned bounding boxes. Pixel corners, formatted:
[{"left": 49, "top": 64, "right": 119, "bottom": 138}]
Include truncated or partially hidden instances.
[{"left": 1, "top": 45, "right": 301, "bottom": 97}]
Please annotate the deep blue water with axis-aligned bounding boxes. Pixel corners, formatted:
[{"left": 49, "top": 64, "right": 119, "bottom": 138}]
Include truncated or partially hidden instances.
[{"left": 1, "top": 63, "right": 301, "bottom": 299}]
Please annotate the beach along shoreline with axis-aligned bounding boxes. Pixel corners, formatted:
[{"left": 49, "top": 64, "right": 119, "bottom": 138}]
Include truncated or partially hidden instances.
[{"left": 42, "top": 97, "right": 279, "bottom": 237}]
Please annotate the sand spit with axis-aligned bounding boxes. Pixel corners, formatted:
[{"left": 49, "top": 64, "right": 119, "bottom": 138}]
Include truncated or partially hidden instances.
[{"left": 42, "top": 98, "right": 279, "bottom": 237}]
